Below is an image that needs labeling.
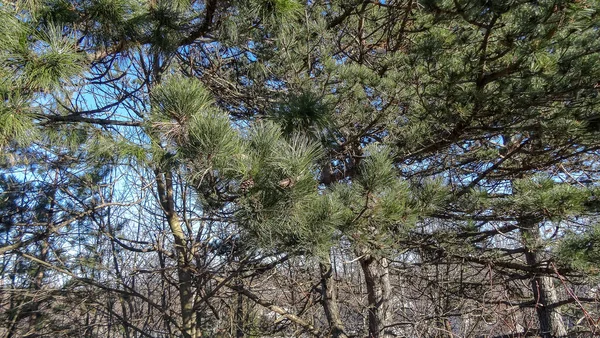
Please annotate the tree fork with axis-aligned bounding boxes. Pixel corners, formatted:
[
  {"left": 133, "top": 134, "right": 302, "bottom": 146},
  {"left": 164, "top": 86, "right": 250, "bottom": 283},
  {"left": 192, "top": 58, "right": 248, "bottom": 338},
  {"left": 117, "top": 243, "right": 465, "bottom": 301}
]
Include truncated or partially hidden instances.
[{"left": 359, "top": 252, "right": 393, "bottom": 338}]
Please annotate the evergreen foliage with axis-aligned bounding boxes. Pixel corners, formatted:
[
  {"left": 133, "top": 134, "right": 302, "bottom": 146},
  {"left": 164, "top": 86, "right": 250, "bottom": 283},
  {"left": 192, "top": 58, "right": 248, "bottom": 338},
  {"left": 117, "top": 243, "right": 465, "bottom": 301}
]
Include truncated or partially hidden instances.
[{"left": 1, "top": 0, "right": 600, "bottom": 337}]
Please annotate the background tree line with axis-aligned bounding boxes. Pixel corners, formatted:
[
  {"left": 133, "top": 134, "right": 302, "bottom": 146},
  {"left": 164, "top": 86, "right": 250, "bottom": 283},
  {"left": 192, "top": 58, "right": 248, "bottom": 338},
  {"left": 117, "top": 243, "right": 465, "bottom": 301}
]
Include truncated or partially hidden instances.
[{"left": 1, "top": 0, "right": 600, "bottom": 337}]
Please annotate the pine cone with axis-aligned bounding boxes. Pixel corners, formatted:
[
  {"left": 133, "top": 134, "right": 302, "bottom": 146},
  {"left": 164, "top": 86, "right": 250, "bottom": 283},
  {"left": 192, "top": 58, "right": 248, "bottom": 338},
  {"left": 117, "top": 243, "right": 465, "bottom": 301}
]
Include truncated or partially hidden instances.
[{"left": 240, "top": 178, "right": 255, "bottom": 193}]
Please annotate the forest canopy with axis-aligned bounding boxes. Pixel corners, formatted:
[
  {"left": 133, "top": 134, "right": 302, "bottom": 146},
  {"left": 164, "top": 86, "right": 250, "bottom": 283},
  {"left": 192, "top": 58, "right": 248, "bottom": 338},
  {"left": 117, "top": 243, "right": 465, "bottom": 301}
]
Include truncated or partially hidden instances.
[{"left": 1, "top": 1, "right": 600, "bottom": 337}]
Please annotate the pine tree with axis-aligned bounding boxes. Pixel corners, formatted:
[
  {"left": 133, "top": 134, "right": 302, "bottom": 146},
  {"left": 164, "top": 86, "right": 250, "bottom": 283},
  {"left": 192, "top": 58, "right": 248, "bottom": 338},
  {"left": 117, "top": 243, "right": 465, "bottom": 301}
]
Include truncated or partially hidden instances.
[{"left": 2, "top": 1, "right": 600, "bottom": 337}]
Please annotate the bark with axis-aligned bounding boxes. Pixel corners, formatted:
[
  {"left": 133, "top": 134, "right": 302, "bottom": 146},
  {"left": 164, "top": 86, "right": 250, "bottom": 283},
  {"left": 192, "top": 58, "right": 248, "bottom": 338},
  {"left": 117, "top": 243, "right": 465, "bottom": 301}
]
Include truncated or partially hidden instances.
[
  {"left": 542, "top": 275, "right": 567, "bottom": 337},
  {"left": 156, "top": 170, "right": 199, "bottom": 338},
  {"left": 521, "top": 223, "right": 566, "bottom": 338},
  {"left": 319, "top": 260, "right": 348, "bottom": 338},
  {"left": 359, "top": 253, "right": 392, "bottom": 338}
]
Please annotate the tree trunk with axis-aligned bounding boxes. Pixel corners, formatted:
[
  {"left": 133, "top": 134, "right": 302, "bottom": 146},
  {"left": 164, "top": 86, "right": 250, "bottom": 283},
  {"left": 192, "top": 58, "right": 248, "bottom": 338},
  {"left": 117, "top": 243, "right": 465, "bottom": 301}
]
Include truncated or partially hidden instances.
[
  {"left": 156, "top": 170, "right": 199, "bottom": 338},
  {"left": 521, "top": 223, "right": 566, "bottom": 338},
  {"left": 359, "top": 254, "right": 392, "bottom": 338},
  {"left": 319, "top": 259, "right": 348, "bottom": 338},
  {"left": 542, "top": 275, "right": 567, "bottom": 337}
]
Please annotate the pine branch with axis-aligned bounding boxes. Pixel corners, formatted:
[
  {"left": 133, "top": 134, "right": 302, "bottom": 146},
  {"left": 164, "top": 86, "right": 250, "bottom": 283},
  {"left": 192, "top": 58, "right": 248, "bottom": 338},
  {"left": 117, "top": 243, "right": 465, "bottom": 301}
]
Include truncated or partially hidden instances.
[{"left": 39, "top": 114, "right": 142, "bottom": 126}]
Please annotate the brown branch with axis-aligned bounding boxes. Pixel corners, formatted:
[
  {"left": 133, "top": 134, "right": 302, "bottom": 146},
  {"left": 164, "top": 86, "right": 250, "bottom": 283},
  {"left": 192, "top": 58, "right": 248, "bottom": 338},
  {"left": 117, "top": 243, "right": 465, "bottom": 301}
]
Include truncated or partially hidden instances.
[
  {"left": 178, "top": 0, "right": 220, "bottom": 46},
  {"left": 40, "top": 114, "right": 142, "bottom": 126}
]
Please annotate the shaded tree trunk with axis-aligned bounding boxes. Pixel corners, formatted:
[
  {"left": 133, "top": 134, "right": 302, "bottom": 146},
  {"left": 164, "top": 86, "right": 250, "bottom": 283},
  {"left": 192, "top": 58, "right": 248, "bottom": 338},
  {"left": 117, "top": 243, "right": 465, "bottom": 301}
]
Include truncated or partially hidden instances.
[
  {"left": 319, "top": 259, "right": 348, "bottom": 338},
  {"left": 521, "top": 222, "right": 566, "bottom": 338},
  {"left": 359, "top": 253, "right": 392, "bottom": 338}
]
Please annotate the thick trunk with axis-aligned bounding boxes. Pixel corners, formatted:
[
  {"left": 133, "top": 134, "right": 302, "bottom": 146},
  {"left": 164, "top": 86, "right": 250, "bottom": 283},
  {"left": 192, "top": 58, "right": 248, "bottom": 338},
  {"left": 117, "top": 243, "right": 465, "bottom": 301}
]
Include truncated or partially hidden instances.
[
  {"left": 542, "top": 275, "right": 567, "bottom": 337},
  {"left": 521, "top": 224, "right": 566, "bottom": 338},
  {"left": 359, "top": 254, "right": 392, "bottom": 338},
  {"left": 319, "top": 260, "right": 348, "bottom": 338},
  {"left": 174, "top": 240, "right": 196, "bottom": 338},
  {"left": 524, "top": 248, "right": 552, "bottom": 338},
  {"left": 156, "top": 170, "right": 199, "bottom": 338}
]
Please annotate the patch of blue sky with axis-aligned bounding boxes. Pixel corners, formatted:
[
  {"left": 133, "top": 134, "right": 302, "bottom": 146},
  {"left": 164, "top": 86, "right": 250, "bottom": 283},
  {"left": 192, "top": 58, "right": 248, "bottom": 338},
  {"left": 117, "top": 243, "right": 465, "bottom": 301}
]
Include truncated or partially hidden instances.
[{"left": 246, "top": 40, "right": 258, "bottom": 62}]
